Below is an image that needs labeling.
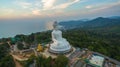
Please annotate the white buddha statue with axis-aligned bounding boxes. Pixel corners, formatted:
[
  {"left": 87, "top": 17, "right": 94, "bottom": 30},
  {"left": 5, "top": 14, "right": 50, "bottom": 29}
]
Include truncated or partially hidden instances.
[{"left": 49, "top": 21, "right": 71, "bottom": 53}]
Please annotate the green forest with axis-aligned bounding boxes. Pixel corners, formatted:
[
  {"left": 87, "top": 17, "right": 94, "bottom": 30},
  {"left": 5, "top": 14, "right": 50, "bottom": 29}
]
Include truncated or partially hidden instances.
[
  {"left": 0, "top": 29, "right": 120, "bottom": 67},
  {"left": 21, "top": 55, "right": 68, "bottom": 67},
  {"left": 0, "top": 43, "right": 15, "bottom": 67},
  {"left": 63, "top": 29, "right": 120, "bottom": 61}
]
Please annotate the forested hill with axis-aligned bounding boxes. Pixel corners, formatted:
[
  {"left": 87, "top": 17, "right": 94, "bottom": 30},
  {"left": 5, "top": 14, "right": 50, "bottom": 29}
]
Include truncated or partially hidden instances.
[
  {"left": 63, "top": 29, "right": 120, "bottom": 61},
  {"left": 0, "top": 29, "right": 120, "bottom": 61},
  {"left": 59, "top": 16, "right": 120, "bottom": 33}
]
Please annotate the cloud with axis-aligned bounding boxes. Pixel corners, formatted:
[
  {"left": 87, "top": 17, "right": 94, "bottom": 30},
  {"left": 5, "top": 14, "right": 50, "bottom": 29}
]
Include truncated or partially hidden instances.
[
  {"left": 77, "top": 1, "right": 120, "bottom": 18},
  {"left": 18, "top": 2, "right": 32, "bottom": 9},
  {"left": 46, "top": 21, "right": 54, "bottom": 30},
  {"left": 90, "top": 1, "right": 120, "bottom": 12},
  {"left": 32, "top": 9, "right": 41, "bottom": 15},
  {"left": 86, "top": 5, "right": 92, "bottom": 9},
  {"left": 52, "top": 0, "right": 80, "bottom": 9},
  {"left": 42, "top": 0, "right": 56, "bottom": 10},
  {"left": 15, "top": 0, "right": 80, "bottom": 12},
  {"left": 0, "top": 8, "right": 14, "bottom": 15},
  {"left": 2, "top": 0, "right": 119, "bottom": 19},
  {"left": 41, "top": 0, "right": 80, "bottom": 10}
]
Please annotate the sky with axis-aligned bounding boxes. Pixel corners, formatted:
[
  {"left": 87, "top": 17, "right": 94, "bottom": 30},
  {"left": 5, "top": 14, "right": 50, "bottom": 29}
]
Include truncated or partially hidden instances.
[
  {"left": 0, "top": 0, "right": 120, "bottom": 38},
  {"left": 0, "top": 0, "right": 120, "bottom": 20}
]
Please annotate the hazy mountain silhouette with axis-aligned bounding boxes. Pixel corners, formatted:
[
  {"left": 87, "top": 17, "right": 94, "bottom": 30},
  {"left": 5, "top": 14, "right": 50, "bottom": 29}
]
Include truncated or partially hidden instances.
[{"left": 59, "top": 16, "right": 120, "bottom": 33}]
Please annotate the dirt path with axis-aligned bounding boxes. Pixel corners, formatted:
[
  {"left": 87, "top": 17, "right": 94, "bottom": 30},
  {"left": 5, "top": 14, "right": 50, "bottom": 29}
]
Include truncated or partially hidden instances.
[
  {"left": 0, "top": 42, "right": 4, "bottom": 45},
  {"left": 13, "top": 58, "right": 23, "bottom": 67}
]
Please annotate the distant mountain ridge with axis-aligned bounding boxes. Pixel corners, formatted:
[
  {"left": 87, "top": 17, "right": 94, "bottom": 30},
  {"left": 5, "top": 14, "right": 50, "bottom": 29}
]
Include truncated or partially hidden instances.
[
  {"left": 109, "top": 16, "right": 120, "bottom": 19},
  {"left": 59, "top": 16, "right": 120, "bottom": 33},
  {"left": 59, "top": 20, "right": 84, "bottom": 29}
]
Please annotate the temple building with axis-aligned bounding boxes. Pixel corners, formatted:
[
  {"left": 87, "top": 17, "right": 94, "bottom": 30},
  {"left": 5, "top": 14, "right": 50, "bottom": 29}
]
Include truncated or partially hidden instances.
[{"left": 37, "top": 44, "right": 43, "bottom": 52}]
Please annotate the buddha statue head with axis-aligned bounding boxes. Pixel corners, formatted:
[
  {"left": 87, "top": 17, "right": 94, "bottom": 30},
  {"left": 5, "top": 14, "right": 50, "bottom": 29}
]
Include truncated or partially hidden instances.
[{"left": 53, "top": 21, "right": 59, "bottom": 30}]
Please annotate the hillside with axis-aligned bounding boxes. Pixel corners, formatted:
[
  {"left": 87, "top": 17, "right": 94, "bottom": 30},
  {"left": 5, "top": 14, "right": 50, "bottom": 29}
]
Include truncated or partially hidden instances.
[
  {"left": 59, "top": 20, "right": 84, "bottom": 29},
  {"left": 59, "top": 17, "right": 120, "bottom": 33}
]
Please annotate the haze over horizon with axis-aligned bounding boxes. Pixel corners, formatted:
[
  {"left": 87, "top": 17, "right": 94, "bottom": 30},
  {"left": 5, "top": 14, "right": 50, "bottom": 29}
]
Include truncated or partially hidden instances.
[{"left": 0, "top": 0, "right": 120, "bottom": 38}]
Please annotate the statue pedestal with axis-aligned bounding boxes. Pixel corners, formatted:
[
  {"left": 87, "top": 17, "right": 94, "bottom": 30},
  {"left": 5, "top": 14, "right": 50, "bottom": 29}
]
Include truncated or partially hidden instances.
[{"left": 48, "top": 47, "right": 73, "bottom": 54}]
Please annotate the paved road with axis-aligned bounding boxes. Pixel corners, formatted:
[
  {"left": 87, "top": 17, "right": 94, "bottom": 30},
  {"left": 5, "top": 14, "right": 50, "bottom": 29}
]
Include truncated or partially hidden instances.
[
  {"left": 69, "top": 49, "right": 85, "bottom": 67},
  {"left": 74, "top": 61, "right": 84, "bottom": 67}
]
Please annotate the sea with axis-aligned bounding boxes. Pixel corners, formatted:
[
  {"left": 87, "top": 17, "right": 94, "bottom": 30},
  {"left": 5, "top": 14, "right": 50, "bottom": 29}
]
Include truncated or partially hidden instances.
[{"left": 0, "top": 18, "right": 54, "bottom": 38}]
